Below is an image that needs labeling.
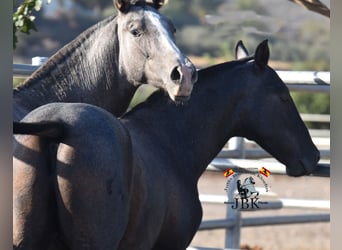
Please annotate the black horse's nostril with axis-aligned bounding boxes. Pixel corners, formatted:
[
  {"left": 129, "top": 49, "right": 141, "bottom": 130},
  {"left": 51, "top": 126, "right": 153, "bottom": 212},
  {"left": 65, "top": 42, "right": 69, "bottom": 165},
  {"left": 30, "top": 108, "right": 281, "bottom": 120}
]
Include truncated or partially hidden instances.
[
  {"left": 171, "top": 66, "right": 181, "bottom": 82},
  {"left": 316, "top": 152, "right": 321, "bottom": 163}
]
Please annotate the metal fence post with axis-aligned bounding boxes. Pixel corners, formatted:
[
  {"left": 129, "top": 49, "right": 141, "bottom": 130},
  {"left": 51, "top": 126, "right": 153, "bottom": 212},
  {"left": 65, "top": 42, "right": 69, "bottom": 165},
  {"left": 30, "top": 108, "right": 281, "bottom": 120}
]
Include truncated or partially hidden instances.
[
  {"left": 224, "top": 173, "right": 241, "bottom": 249},
  {"left": 228, "top": 137, "right": 245, "bottom": 158},
  {"left": 31, "top": 57, "right": 48, "bottom": 66}
]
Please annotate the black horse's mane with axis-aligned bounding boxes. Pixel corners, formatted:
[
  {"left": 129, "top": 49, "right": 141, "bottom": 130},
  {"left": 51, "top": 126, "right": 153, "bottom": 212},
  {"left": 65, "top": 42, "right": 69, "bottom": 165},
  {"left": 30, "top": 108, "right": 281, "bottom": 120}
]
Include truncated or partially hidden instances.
[
  {"left": 198, "top": 55, "right": 254, "bottom": 75},
  {"left": 124, "top": 56, "right": 255, "bottom": 118}
]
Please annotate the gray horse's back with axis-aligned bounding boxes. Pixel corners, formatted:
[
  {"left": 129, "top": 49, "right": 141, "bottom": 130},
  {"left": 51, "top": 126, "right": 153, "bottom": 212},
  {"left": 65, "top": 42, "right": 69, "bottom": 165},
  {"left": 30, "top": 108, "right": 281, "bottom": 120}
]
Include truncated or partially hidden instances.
[{"left": 14, "top": 103, "right": 133, "bottom": 249}]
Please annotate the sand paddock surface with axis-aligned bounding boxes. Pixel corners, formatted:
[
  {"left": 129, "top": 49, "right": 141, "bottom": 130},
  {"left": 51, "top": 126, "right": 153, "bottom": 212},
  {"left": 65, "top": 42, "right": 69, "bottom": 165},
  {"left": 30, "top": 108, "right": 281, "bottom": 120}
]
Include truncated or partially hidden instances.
[{"left": 190, "top": 170, "right": 330, "bottom": 250}]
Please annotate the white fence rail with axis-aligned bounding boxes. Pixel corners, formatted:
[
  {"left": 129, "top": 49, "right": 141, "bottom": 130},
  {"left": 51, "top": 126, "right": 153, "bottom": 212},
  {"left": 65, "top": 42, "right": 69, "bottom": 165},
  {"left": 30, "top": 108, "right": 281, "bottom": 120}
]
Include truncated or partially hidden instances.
[
  {"left": 13, "top": 63, "right": 40, "bottom": 77},
  {"left": 13, "top": 61, "right": 330, "bottom": 250},
  {"left": 199, "top": 195, "right": 330, "bottom": 210},
  {"left": 209, "top": 158, "right": 330, "bottom": 177},
  {"left": 13, "top": 63, "right": 331, "bottom": 92},
  {"left": 191, "top": 173, "right": 330, "bottom": 250}
]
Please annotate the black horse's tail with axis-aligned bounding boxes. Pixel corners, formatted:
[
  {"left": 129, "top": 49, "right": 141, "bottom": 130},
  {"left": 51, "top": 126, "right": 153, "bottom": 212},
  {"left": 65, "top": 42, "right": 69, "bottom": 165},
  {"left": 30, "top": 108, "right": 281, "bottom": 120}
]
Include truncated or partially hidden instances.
[{"left": 13, "top": 121, "right": 66, "bottom": 141}]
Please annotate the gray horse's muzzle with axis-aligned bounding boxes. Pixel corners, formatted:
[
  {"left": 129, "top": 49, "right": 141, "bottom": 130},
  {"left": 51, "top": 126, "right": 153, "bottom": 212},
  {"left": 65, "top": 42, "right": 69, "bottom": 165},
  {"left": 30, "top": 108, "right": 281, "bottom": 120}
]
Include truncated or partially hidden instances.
[{"left": 168, "top": 60, "right": 198, "bottom": 102}]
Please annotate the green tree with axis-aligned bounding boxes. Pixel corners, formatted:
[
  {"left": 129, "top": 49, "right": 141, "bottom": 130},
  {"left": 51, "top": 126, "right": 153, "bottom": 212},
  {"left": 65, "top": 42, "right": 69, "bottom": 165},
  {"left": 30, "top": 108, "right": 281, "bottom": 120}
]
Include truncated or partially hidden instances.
[
  {"left": 70, "top": 0, "right": 112, "bottom": 13},
  {"left": 160, "top": 0, "right": 225, "bottom": 27},
  {"left": 291, "top": 92, "right": 330, "bottom": 129},
  {"left": 13, "top": 0, "right": 51, "bottom": 49}
]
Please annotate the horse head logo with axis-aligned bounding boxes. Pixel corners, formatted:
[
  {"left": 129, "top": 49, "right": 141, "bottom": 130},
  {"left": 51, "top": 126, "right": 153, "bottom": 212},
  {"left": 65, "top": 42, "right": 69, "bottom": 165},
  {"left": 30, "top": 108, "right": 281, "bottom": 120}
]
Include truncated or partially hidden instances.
[{"left": 237, "top": 176, "right": 259, "bottom": 199}]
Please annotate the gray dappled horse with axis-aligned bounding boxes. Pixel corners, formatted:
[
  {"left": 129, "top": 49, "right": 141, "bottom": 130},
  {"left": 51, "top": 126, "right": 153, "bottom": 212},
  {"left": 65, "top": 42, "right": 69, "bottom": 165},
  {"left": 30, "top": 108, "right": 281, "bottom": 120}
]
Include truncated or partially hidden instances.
[
  {"left": 13, "top": 40, "right": 320, "bottom": 249},
  {"left": 13, "top": 0, "right": 197, "bottom": 122}
]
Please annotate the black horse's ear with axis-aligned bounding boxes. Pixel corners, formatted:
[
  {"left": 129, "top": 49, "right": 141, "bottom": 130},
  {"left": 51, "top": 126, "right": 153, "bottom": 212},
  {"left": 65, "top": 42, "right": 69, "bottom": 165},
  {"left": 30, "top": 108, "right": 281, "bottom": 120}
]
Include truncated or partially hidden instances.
[
  {"left": 235, "top": 40, "right": 249, "bottom": 60},
  {"left": 254, "top": 39, "right": 269, "bottom": 70}
]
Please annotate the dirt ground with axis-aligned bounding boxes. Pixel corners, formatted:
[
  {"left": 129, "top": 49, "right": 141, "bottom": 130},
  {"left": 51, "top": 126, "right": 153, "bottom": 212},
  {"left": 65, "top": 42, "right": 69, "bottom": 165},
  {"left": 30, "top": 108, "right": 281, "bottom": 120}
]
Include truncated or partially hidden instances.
[{"left": 190, "top": 170, "right": 330, "bottom": 250}]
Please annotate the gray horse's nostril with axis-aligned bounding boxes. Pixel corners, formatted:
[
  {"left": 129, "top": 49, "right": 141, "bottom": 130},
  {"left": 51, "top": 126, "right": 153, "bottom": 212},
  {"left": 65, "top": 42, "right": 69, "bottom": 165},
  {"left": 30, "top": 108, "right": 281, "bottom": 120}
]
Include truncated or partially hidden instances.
[
  {"left": 171, "top": 66, "right": 181, "bottom": 82},
  {"left": 191, "top": 67, "right": 198, "bottom": 83}
]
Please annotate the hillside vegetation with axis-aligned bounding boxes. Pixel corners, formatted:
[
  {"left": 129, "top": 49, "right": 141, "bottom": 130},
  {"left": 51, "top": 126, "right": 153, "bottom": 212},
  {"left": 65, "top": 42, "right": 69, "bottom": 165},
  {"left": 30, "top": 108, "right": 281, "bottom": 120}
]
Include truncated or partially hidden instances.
[{"left": 13, "top": 0, "right": 330, "bottom": 127}]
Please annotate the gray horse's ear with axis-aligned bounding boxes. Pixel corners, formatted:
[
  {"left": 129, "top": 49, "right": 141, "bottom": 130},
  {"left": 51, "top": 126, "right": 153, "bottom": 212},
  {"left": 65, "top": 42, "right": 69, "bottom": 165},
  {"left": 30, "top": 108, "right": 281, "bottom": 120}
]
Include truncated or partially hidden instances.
[
  {"left": 151, "top": 0, "right": 168, "bottom": 9},
  {"left": 235, "top": 40, "right": 249, "bottom": 60},
  {"left": 113, "top": 0, "right": 145, "bottom": 13},
  {"left": 254, "top": 39, "right": 269, "bottom": 70},
  {"left": 114, "top": 0, "right": 132, "bottom": 13}
]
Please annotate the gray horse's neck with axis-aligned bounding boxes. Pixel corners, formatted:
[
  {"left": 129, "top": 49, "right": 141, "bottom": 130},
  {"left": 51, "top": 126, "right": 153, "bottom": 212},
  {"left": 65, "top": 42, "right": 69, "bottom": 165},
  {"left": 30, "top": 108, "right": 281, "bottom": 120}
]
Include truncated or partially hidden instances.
[{"left": 14, "top": 15, "right": 137, "bottom": 121}]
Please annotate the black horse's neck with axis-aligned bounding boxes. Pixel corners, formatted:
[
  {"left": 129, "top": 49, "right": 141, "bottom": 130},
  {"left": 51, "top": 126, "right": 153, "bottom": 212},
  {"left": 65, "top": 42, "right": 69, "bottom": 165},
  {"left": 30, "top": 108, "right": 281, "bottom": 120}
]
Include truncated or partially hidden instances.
[
  {"left": 123, "top": 61, "right": 247, "bottom": 180},
  {"left": 13, "top": 15, "right": 136, "bottom": 120}
]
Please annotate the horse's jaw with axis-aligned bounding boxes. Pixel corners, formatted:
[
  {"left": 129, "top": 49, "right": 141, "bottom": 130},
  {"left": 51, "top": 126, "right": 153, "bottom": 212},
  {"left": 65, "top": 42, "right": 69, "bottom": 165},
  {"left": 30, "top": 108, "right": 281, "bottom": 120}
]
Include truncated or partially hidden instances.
[{"left": 284, "top": 152, "right": 320, "bottom": 177}]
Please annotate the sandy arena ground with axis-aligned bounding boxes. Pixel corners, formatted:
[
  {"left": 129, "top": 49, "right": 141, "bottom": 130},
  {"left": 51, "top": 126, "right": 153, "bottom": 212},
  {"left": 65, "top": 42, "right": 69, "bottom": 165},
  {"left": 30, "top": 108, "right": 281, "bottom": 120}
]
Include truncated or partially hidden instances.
[{"left": 190, "top": 170, "right": 330, "bottom": 250}]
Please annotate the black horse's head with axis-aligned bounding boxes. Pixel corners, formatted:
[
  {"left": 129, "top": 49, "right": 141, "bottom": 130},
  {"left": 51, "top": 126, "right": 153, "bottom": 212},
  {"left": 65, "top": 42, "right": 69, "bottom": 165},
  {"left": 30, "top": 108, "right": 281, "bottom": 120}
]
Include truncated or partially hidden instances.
[
  {"left": 114, "top": 0, "right": 197, "bottom": 102},
  {"left": 234, "top": 40, "right": 320, "bottom": 176}
]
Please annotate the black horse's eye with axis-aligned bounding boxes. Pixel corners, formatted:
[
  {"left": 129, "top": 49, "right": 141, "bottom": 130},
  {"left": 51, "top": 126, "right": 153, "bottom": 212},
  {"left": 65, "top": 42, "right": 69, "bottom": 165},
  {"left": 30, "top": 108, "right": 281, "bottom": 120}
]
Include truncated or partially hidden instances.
[
  {"left": 269, "top": 86, "right": 290, "bottom": 102},
  {"left": 280, "top": 94, "right": 289, "bottom": 102},
  {"left": 278, "top": 91, "right": 290, "bottom": 102}
]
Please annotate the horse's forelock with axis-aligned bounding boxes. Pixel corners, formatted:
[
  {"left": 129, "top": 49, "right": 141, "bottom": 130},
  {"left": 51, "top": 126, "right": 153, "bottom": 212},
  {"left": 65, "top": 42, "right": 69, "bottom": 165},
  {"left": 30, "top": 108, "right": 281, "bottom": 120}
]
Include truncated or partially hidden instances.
[
  {"left": 131, "top": 0, "right": 146, "bottom": 7},
  {"left": 125, "top": 0, "right": 163, "bottom": 11}
]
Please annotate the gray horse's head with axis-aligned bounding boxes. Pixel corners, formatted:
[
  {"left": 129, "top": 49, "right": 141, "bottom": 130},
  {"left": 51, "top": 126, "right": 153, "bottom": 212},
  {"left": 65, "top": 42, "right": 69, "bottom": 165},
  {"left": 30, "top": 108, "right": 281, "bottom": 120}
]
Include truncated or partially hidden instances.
[{"left": 115, "top": 0, "right": 197, "bottom": 102}]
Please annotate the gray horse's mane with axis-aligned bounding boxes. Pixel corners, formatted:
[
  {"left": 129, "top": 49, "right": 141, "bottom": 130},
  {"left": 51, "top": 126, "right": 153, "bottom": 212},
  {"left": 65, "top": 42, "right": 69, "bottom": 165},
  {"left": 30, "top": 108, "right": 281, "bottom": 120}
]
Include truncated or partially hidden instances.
[{"left": 14, "top": 14, "right": 118, "bottom": 92}]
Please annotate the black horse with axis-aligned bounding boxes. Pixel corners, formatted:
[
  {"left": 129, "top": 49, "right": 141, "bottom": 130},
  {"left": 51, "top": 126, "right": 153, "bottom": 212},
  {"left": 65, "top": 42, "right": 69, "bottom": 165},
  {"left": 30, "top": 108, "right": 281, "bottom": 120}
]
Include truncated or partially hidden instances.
[
  {"left": 13, "top": 40, "right": 320, "bottom": 249},
  {"left": 13, "top": 0, "right": 197, "bottom": 122}
]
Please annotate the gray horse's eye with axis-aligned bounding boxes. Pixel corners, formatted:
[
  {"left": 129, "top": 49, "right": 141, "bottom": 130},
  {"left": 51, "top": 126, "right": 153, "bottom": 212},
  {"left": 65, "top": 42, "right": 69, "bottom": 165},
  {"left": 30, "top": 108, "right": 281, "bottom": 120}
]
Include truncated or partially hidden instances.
[
  {"left": 131, "top": 29, "right": 143, "bottom": 37},
  {"left": 128, "top": 21, "right": 144, "bottom": 37}
]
